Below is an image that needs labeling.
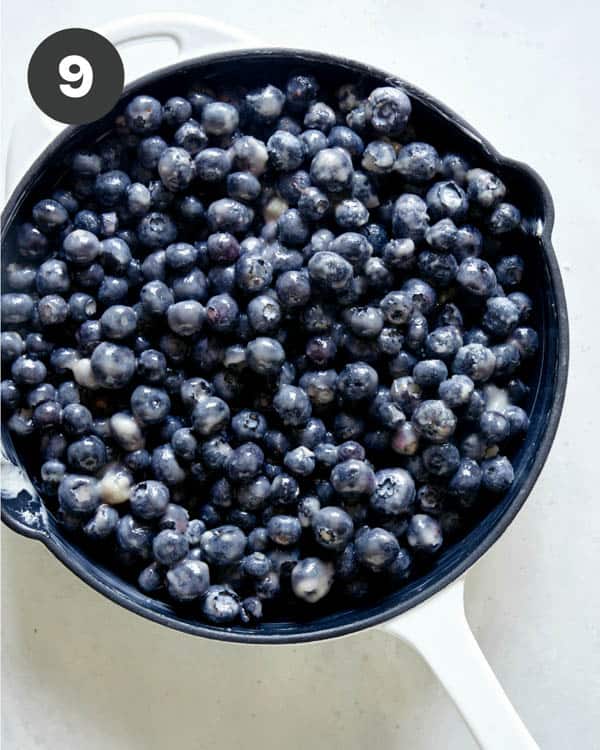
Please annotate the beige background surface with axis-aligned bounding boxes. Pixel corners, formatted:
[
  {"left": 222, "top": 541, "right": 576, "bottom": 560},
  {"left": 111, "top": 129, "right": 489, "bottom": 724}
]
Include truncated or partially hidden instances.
[{"left": 2, "top": 0, "right": 600, "bottom": 747}]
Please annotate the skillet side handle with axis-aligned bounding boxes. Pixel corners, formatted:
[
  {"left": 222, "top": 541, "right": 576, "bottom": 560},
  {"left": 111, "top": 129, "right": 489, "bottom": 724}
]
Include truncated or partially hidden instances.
[
  {"left": 1, "top": 451, "right": 49, "bottom": 541},
  {"left": 379, "top": 578, "right": 539, "bottom": 750}
]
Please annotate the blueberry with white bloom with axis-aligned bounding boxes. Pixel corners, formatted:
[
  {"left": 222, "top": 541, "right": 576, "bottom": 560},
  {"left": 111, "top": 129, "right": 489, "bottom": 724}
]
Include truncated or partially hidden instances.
[
  {"left": 58, "top": 474, "right": 99, "bottom": 515},
  {"left": 330, "top": 460, "right": 376, "bottom": 498},
  {"left": 200, "top": 525, "right": 246, "bottom": 565},
  {"left": 291, "top": 558, "right": 334, "bottom": 603},
  {"left": 466, "top": 168, "right": 506, "bottom": 208},
  {"left": 509, "top": 327, "right": 539, "bottom": 358},
  {"left": 365, "top": 86, "right": 411, "bottom": 135},
  {"left": 167, "top": 558, "right": 210, "bottom": 602},
  {"left": 273, "top": 385, "right": 312, "bottom": 427},
  {"left": 284, "top": 446, "right": 316, "bottom": 477},
  {"left": 202, "top": 101, "right": 239, "bottom": 135},
  {"left": 406, "top": 514, "right": 443, "bottom": 553},
  {"left": 192, "top": 396, "right": 230, "bottom": 436},
  {"left": 438, "top": 374, "right": 475, "bottom": 407},
  {"left": 246, "top": 84, "right": 285, "bottom": 122},
  {"left": 452, "top": 344, "right": 496, "bottom": 381},
  {"left": 426, "top": 180, "right": 469, "bottom": 221},
  {"left": 361, "top": 140, "right": 396, "bottom": 174},
  {"left": 310, "top": 147, "right": 354, "bottom": 193},
  {"left": 335, "top": 199, "right": 369, "bottom": 229}
]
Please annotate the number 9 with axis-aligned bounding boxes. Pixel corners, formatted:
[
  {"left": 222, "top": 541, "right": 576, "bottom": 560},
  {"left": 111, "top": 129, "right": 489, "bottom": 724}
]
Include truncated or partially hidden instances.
[{"left": 58, "top": 54, "right": 94, "bottom": 99}]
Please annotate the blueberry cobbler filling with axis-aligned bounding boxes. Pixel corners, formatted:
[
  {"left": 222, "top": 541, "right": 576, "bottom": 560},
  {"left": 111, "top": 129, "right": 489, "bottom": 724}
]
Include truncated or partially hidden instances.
[{"left": 1, "top": 73, "right": 538, "bottom": 626}]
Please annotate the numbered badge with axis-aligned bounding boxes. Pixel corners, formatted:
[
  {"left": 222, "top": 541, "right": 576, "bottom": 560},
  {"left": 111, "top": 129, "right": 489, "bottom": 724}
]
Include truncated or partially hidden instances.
[{"left": 28, "top": 28, "right": 124, "bottom": 125}]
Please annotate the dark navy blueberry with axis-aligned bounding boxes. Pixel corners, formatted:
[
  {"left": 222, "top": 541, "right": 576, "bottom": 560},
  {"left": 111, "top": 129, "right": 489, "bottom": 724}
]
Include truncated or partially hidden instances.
[
  {"left": 300, "top": 128, "right": 328, "bottom": 159},
  {"left": 440, "top": 153, "right": 469, "bottom": 183},
  {"left": 412, "top": 399, "right": 457, "bottom": 443},
  {"left": 152, "top": 529, "right": 189, "bottom": 566},
  {"left": 62, "top": 403, "right": 92, "bottom": 436},
  {"left": 151, "top": 444, "right": 186, "bottom": 485},
  {"left": 275, "top": 269, "right": 311, "bottom": 308},
  {"left": 327, "top": 125, "right": 364, "bottom": 157},
  {"left": 510, "top": 327, "right": 539, "bottom": 359},
  {"left": 453, "top": 225, "right": 483, "bottom": 262},
  {"left": 88, "top": 342, "right": 135, "bottom": 389},
  {"left": 438, "top": 374, "right": 475, "bottom": 408},
  {"left": 480, "top": 410, "right": 510, "bottom": 443},
  {"left": 32, "top": 400, "right": 63, "bottom": 429},
  {"left": 100, "top": 305, "right": 137, "bottom": 340},
  {"left": 94, "top": 170, "right": 131, "bottom": 207},
  {"left": 283, "top": 446, "right": 315, "bottom": 477},
  {"left": 124, "top": 449, "right": 151, "bottom": 473},
  {"left": 416, "top": 484, "right": 445, "bottom": 515},
  {"left": 330, "top": 459, "right": 376, "bottom": 498},
  {"left": 67, "top": 435, "right": 107, "bottom": 473},
  {"left": 200, "top": 524, "right": 246, "bottom": 565},
  {"left": 504, "top": 405, "right": 530, "bottom": 436},
  {"left": 137, "top": 563, "right": 164, "bottom": 593},
  {"left": 32, "top": 198, "right": 69, "bottom": 232},
  {"left": 286, "top": 74, "right": 319, "bottom": 111},
  {"left": 307, "top": 250, "right": 353, "bottom": 290},
  {"left": 337, "top": 361, "right": 378, "bottom": 402},
  {"left": 425, "top": 326, "right": 463, "bottom": 361},
  {"left": 137, "top": 212, "right": 177, "bottom": 248},
  {"left": 491, "top": 342, "right": 521, "bottom": 377},
  {"left": 1, "top": 380, "right": 20, "bottom": 413},
  {"left": 377, "top": 327, "right": 404, "bottom": 356},
  {"left": 37, "top": 295, "right": 68, "bottom": 326},
  {"left": 267, "top": 515, "right": 302, "bottom": 546},
  {"left": 125, "top": 95, "right": 162, "bottom": 133},
  {"left": 495, "top": 255, "right": 524, "bottom": 288},
  {"left": 422, "top": 442, "right": 460, "bottom": 477},
  {"left": 73, "top": 209, "right": 101, "bottom": 235},
  {"left": 335, "top": 199, "right": 369, "bottom": 230},
  {"left": 11, "top": 355, "right": 47, "bottom": 386},
  {"left": 481, "top": 456, "right": 514, "bottom": 492},
  {"left": 137, "top": 135, "right": 167, "bottom": 169},
  {"left": 269, "top": 472, "right": 300, "bottom": 505},
  {"left": 161, "top": 96, "right": 192, "bottom": 127},
  {"left": 355, "top": 527, "right": 400, "bottom": 571},
  {"left": 489, "top": 202, "right": 521, "bottom": 234},
  {"left": 413, "top": 359, "right": 448, "bottom": 388},
  {"left": 1, "top": 331, "right": 25, "bottom": 363},
  {"left": 159, "top": 503, "right": 189, "bottom": 533},
  {"left": 396, "top": 142, "right": 440, "bottom": 182},
  {"left": 17, "top": 223, "right": 49, "bottom": 260}
]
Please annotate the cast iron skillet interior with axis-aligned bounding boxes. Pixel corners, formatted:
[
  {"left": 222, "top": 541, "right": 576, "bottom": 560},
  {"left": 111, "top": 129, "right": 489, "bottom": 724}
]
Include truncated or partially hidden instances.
[{"left": 0, "top": 49, "right": 569, "bottom": 643}]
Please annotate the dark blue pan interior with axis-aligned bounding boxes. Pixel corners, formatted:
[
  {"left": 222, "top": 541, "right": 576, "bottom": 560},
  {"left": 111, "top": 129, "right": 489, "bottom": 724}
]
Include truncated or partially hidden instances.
[{"left": 1, "top": 49, "right": 569, "bottom": 643}]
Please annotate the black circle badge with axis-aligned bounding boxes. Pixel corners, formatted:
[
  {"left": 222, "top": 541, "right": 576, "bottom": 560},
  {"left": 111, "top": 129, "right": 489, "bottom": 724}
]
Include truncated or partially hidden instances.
[{"left": 28, "top": 28, "right": 125, "bottom": 125}]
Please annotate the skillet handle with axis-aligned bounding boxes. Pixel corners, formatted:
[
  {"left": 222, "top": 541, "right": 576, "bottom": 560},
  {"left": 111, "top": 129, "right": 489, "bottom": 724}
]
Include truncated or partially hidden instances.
[
  {"left": 379, "top": 578, "right": 539, "bottom": 749},
  {"left": 1, "top": 448, "right": 49, "bottom": 541},
  {"left": 4, "top": 12, "right": 258, "bottom": 199}
]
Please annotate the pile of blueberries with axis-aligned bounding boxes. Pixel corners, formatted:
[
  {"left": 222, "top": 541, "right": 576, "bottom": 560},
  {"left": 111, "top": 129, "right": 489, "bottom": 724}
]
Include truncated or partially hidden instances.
[{"left": 0, "top": 72, "right": 538, "bottom": 626}]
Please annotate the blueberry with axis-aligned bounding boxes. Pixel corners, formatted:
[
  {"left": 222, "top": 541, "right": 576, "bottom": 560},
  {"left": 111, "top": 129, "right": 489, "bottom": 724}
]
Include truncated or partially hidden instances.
[
  {"left": 325, "top": 126, "right": 363, "bottom": 158},
  {"left": 67, "top": 435, "right": 107, "bottom": 474},
  {"left": 37, "top": 295, "right": 68, "bottom": 326},
  {"left": 275, "top": 269, "right": 311, "bottom": 308},
  {"left": 392, "top": 194, "right": 429, "bottom": 241},
  {"left": 277, "top": 209, "right": 311, "bottom": 245},
  {"left": 230, "top": 136, "right": 269, "bottom": 176},
  {"left": 424, "top": 221, "right": 459, "bottom": 257},
  {"left": 413, "top": 359, "right": 448, "bottom": 388},
  {"left": 310, "top": 147, "right": 354, "bottom": 194},
  {"left": 1, "top": 380, "right": 20, "bottom": 412},
  {"left": 286, "top": 74, "right": 319, "bottom": 110},
  {"left": 291, "top": 558, "right": 334, "bottom": 603},
  {"left": 62, "top": 403, "right": 92, "bottom": 436},
  {"left": 307, "top": 251, "right": 354, "bottom": 290},
  {"left": 281, "top": 446, "right": 314, "bottom": 477},
  {"left": 425, "top": 180, "right": 469, "bottom": 221},
  {"left": 425, "top": 326, "right": 463, "bottom": 360},
  {"left": 151, "top": 529, "right": 188, "bottom": 565},
  {"left": 237, "top": 338, "right": 283, "bottom": 379},
  {"left": 422, "top": 442, "right": 460, "bottom": 477},
  {"left": 438, "top": 374, "right": 475, "bottom": 407},
  {"left": 138, "top": 212, "right": 177, "bottom": 248},
  {"left": 360, "top": 139, "right": 396, "bottom": 174},
  {"left": 94, "top": 170, "right": 131, "bottom": 208},
  {"left": 81, "top": 503, "right": 119, "bottom": 539},
  {"left": 201, "top": 585, "right": 240, "bottom": 623},
  {"left": 231, "top": 410, "right": 267, "bottom": 442},
  {"left": 154, "top": 146, "right": 193, "bottom": 192},
  {"left": 480, "top": 410, "right": 510, "bottom": 443},
  {"left": 300, "top": 129, "right": 329, "bottom": 159},
  {"left": 32, "top": 198, "right": 69, "bottom": 232},
  {"left": 304, "top": 101, "right": 336, "bottom": 132},
  {"left": 452, "top": 344, "right": 496, "bottom": 381},
  {"left": 166, "top": 558, "right": 210, "bottom": 602},
  {"left": 371, "top": 468, "right": 416, "bottom": 515},
  {"left": 266, "top": 130, "right": 305, "bottom": 172},
  {"left": 337, "top": 361, "right": 378, "bottom": 401},
  {"left": 355, "top": 527, "right": 400, "bottom": 571},
  {"left": 200, "top": 525, "right": 246, "bottom": 565},
  {"left": 17, "top": 223, "right": 49, "bottom": 260},
  {"left": 489, "top": 202, "right": 521, "bottom": 233},
  {"left": 246, "top": 295, "right": 281, "bottom": 334},
  {"left": 245, "top": 83, "right": 285, "bottom": 122},
  {"left": 365, "top": 86, "right": 411, "bottom": 135},
  {"left": 330, "top": 460, "right": 376, "bottom": 499},
  {"left": 503, "top": 404, "right": 530, "bottom": 436},
  {"left": 5, "top": 263, "right": 36, "bottom": 292},
  {"left": 334, "top": 199, "right": 369, "bottom": 229},
  {"left": 509, "top": 327, "right": 539, "bottom": 359},
  {"left": 98, "top": 305, "right": 136, "bottom": 340},
  {"left": 11, "top": 355, "right": 47, "bottom": 386},
  {"left": 128, "top": 385, "right": 170, "bottom": 426},
  {"left": 406, "top": 514, "right": 443, "bottom": 553},
  {"left": 273, "top": 385, "right": 312, "bottom": 427},
  {"left": 396, "top": 142, "right": 440, "bottom": 182},
  {"left": 481, "top": 455, "right": 514, "bottom": 492},
  {"left": 206, "top": 198, "right": 254, "bottom": 234},
  {"left": 447, "top": 458, "right": 482, "bottom": 503},
  {"left": 171, "top": 119, "right": 207, "bottom": 156},
  {"left": 412, "top": 399, "right": 457, "bottom": 443},
  {"left": 225, "top": 442, "right": 264, "bottom": 483},
  {"left": 495, "top": 255, "right": 525, "bottom": 288},
  {"left": 269, "top": 472, "right": 300, "bottom": 505},
  {"left": 125, "top": 95, "right": 162, "bottom": 133},
  {"left": 482, "top": 297, "right": 520, "bottom": 337},
  {"left": 58, "top": 474, "right": 99, "bottom": 515},
  {"left": 139, "top": 280, "right": 174, "bottom": 317},
  {"left": 32, "top": 399, "right": 62, "bottom": 429},
  {"left": 192, "top": 397, "right": 230, "bottom": 436},
  {"left": 466, "top": 168, "right": 506, "bottom": 208},
  {"left": 150, "top": 443, "right": 185, "bottom": 485},
  {"left": 1, "top": 331, "right": 25, "bottom": 363}
]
